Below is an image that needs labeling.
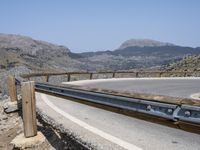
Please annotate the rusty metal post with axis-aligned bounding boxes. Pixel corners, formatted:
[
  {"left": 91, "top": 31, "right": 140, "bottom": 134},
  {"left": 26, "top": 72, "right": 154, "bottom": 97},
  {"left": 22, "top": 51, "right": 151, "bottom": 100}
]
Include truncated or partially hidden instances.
[
  {"left": 21, "top": 81, "right": 37, "bottom": 138},
  {"left": 7, "top": 75, "right": 17, "bottom": 102}
]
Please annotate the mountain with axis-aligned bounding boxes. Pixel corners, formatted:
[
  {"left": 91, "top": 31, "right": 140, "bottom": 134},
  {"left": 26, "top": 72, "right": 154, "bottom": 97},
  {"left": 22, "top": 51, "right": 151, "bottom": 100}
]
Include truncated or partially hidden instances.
[
  {"left": 119, "top": 39, "right": 175, "bottom": 49},
  {"left": 79, "top": 39, "right": 200, "bottom": 70},
  {"left": 1, "top": 34, "right": 200, "bottom": 72},
  {"left": 0, "top": 33, "right": 88, "bottom": 94},
  {"left": 0, "top": 33, "right": 87, "bottom": 72},
  {"left": 0, "top": 33, "right": 70, "bottom": 56}
]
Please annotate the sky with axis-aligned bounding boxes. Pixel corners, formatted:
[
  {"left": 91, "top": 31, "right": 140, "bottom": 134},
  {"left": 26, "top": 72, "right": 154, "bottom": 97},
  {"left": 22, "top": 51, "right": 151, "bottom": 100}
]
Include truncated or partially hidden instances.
[{"left": 0, "top": 0, "right": 200, "bottom": 52}]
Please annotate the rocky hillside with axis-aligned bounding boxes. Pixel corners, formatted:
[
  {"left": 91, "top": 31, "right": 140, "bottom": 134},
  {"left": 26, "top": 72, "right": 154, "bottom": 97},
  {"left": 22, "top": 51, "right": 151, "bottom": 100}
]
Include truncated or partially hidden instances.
[
  {"left": 0, "top": 34, "right": 86, "bottom": 95},
  {"left": 163, "top": 55, "right": 200, "bottom": 71},
  {"left": 0, "top": 33, "right": 87, "bottom": 72},
  {"left": 0, "top": 33, "right": 70, "bottom": 56}
]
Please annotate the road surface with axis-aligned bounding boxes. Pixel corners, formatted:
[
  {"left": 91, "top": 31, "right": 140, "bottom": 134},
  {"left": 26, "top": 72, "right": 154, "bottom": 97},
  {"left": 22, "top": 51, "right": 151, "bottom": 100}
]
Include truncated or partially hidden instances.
[
  {"left": 35, "top": 78, "right": 200, "bottom": 150},
  {"left": 64, "top": 77, "right": 200, "bottom": 98}
]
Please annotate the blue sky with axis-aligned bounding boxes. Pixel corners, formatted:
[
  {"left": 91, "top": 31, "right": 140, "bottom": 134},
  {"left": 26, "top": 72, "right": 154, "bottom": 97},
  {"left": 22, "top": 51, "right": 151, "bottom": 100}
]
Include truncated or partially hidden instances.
[{"left": 0, "top": 0, "right": 200, "bottom": 52}]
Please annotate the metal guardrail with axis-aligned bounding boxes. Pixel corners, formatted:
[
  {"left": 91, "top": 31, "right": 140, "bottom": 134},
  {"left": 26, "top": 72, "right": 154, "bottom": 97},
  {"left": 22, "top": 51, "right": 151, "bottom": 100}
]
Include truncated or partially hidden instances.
[{"left": 35, "top": 82, "right": 200, "bottom": 125}]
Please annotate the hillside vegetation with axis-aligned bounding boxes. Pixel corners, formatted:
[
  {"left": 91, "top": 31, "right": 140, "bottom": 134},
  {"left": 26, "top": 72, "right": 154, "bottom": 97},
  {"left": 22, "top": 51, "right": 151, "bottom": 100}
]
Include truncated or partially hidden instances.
[{"left": 164, "top": 55, "right": 200, "bottom": 71}]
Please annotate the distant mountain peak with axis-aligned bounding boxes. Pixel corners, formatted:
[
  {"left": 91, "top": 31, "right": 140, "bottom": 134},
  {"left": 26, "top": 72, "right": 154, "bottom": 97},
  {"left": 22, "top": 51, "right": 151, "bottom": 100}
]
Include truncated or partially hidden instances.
[
  {"left": 0, "top": 33, "right": 70, "bottom": 56},
  {"left": 119, "top": 39, "right": 175, "bottom": 49}
]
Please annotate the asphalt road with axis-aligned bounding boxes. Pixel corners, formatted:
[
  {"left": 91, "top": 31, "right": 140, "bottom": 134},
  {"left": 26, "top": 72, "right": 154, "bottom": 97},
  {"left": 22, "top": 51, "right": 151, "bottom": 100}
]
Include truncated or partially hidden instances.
[
  {"left": 36, "top": 92, "right": 200, "bottom": 150},
  {"left": 36, "top": 78, "right": 200, "bottom": 150},
  {"left": 64, "top": 77, "right": 200, "bottom": 98}
]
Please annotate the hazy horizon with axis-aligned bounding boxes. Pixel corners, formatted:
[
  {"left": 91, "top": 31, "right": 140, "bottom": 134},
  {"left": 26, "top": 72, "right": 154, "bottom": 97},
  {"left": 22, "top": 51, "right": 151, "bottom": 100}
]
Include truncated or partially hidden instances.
[{"left": 0, "top": 0, "right": 200, "bottom": 52}]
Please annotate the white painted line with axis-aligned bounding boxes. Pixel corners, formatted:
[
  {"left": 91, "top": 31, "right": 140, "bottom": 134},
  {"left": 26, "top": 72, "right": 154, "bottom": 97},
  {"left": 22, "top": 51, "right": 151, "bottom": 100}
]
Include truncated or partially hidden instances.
[
  {"left": 41, "top": 94, "right": 143, "bottom": 150},
  {"left": 190, "top": 93, "right": 200, "bottom": 100},
  {"left": 62, "top": 77, "right": 200, "bottom": 85}
]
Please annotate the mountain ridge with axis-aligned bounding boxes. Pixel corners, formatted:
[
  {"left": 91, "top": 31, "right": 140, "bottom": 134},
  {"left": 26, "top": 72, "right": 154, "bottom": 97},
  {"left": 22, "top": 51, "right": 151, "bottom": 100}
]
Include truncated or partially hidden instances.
[
  {"left": 1, "top": 33, "right": 200, "bottom": 72},
  {"left": 118, "top": 39, "right": 175, "bottom": 49},
  {"left": 0, "top": 33, "right": 70, "bottom": 56}
]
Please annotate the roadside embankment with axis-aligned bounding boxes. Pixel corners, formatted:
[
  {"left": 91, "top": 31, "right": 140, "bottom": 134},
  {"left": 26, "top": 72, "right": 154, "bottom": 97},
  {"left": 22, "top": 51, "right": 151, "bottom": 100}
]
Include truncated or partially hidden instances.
[{"left": 0, "top": 94, "right": 90, "bottom": 150}]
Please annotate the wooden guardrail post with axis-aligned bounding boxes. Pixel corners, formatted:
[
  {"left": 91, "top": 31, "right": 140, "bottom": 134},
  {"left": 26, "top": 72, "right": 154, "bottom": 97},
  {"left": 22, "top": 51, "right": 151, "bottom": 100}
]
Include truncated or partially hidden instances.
[
  {"left": 7, "top": 75, "right": 17, "bottom": 102},
  {"left": 21, "top": 81, "right": 37, "bottom": 138},
  {"left": 112, "top": 72, "right": 116, "bottom": 78},
  {"left": 159, "top": 72, "right": 162, "bottom": 77},
  {"left": 184, "top": 72, "right": 187, "bottom": 77},
  {"left": 45, "top": 75, "right": 49, "bottom": 82},
  {"left": 67, "top": 73, "right": 71, "bottom": 82},
  {"left": 136, "top": 72, "right": 139, "bottom": 78},
  {"left": 90, "top": 73, "right": 93, "bottom": 80}
]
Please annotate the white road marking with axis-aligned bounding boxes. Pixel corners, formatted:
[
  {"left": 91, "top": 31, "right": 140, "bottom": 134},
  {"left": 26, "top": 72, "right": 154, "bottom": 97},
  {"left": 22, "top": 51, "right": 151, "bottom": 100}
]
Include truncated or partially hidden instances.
[
  {"left": 190, "top": 93, "right": 200, "bottom": 100},
  {"left": 41, "top": 93, "right": 143, "bottom": 150},
  {"left": 62, "top": 77, "right": 200, "bottom": 85}
]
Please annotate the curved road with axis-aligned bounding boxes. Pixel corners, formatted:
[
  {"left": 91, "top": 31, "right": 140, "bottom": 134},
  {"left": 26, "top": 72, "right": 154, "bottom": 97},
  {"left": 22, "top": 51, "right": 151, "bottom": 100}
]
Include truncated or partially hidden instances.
[
  {"left": 64, "top": 77, "right": 200, "bottom": 98},
  {"left": 36, "top": 78, "right": 200, "bottom": 150}
]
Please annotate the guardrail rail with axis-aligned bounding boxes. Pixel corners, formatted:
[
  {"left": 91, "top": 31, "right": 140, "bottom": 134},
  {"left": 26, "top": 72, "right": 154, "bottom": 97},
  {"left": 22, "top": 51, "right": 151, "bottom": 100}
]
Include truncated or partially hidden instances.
[{"left": 35, "top": 82, "right": 200, "bottom": 125}]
